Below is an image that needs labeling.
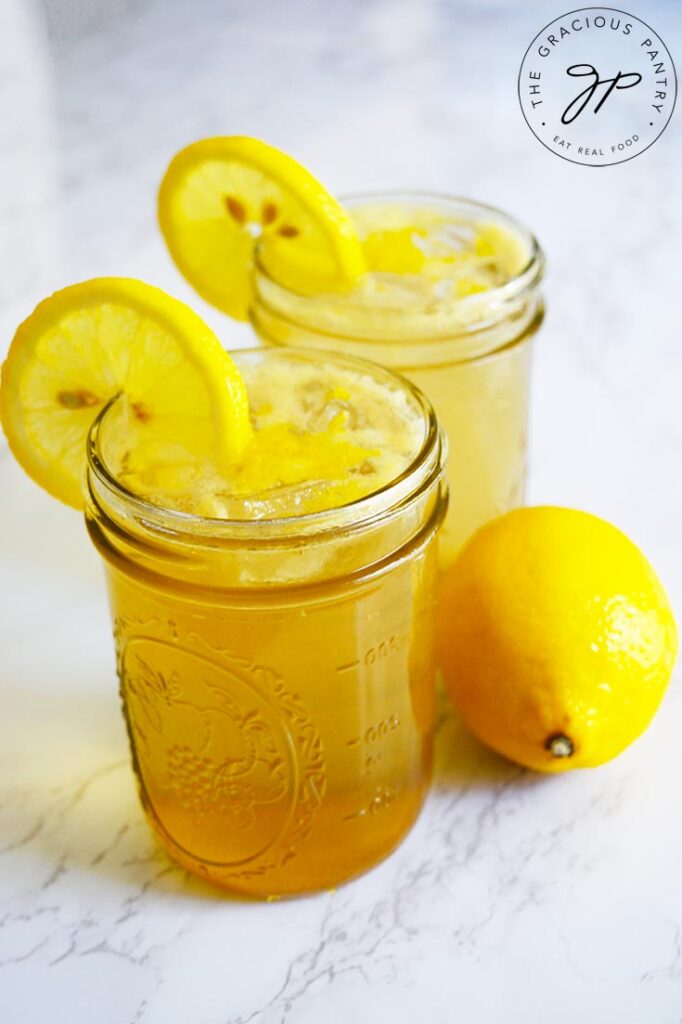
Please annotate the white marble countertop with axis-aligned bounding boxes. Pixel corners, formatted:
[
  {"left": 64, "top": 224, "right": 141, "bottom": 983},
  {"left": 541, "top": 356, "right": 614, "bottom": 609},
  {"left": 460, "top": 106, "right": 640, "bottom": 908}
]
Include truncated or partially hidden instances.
[{"left": 2, "top": 1, "right": 682, "bottom": 1021}]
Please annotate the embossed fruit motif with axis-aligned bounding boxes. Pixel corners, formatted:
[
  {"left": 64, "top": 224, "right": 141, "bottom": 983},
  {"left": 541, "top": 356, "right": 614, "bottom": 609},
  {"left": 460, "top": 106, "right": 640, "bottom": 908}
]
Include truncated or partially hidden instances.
[{"left": 120, "top": 636, "right": 301, "bottom": 866}]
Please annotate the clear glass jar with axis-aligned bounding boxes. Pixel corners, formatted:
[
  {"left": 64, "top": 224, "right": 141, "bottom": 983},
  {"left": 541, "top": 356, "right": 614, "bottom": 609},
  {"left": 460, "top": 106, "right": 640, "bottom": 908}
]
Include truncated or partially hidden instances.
[
  {"left": 251, "top": 193, "right": 544, "bottom": 563},
  {"left": 85, "top": 349, "right": 447, "bottom": 897}
]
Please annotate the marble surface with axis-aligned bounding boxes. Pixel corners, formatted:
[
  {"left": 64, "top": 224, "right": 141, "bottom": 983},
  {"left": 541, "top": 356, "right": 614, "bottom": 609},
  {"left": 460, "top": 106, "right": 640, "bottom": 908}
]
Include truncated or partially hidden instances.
[{"left": 1, "top": 1, "right": 682, "bottom": 1021}]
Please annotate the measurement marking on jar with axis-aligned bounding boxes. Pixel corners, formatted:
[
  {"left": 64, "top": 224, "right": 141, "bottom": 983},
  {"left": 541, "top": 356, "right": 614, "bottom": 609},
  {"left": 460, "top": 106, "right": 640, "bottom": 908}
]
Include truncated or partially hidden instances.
[
  {"left": 343, "top": 785, "right": 397, "bottom": 821},
  {"left": 346, "top": 714, "right": 400, "bottom": 748},
  {"left": 335, "top": 634, "right": 403, "bottom": 675}
]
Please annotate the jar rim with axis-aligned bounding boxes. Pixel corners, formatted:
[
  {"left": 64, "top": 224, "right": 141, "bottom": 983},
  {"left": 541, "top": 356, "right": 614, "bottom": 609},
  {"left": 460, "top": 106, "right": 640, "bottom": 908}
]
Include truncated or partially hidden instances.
[
  {"left": 252, "top": 190, "right": 545, "bottom": 330},
  {"left": 86, "top": 346, "right": 446, "bottom": 544}
]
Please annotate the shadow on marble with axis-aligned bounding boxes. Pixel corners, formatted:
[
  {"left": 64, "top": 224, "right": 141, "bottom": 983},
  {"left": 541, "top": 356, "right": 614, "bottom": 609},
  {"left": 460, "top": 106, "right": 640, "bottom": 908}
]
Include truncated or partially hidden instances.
[
  {"left": 432, "top": 697, "right": 524, "bottom": 791},
  {"left": 1, "top": 670, "right": 537, "bottom": 908},
  {"left": 0, "top": 676, "right": 269, "bottom": 905},
  {"left": 0, "top": 454, "right": 99, "bottom": 587}
]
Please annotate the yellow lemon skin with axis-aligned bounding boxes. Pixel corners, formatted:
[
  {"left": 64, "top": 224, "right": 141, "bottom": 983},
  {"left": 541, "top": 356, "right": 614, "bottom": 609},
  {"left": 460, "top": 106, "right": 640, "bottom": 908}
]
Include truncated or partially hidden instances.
[{"left": 438, "top": 507, "right": 678, "bottom": 772}]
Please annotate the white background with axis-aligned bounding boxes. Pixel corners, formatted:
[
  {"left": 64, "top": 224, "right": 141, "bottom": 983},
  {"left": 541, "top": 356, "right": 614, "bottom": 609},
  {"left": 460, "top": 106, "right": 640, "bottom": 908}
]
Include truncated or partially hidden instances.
[{"left": 1, "top": 2, "right": 681, "bottom": 1021}]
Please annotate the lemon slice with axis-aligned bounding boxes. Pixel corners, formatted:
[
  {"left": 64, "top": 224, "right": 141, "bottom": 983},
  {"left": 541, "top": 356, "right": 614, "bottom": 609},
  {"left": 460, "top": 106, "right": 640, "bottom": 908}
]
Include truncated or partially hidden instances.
[
  {"left": 158, "top": 136, "right": 365, "bottom": 320},
  {"left": 0, "top": 278, "right": 251, "bottom": 509}
]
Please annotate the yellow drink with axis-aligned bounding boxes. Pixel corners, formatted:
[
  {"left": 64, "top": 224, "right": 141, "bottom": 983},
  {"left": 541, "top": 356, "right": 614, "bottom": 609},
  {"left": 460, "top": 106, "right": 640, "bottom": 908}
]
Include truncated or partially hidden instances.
[
  {"left": 251, "top": 194, "right": 544, "bottom": 562},
  {"left": 86, "top": 349, "right": 446, "bottom": 897}
]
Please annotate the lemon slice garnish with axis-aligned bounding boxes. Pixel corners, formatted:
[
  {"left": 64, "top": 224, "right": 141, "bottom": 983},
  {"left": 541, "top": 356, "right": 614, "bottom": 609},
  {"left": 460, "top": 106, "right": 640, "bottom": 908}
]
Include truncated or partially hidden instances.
[
  {"left": 0, "top": 277, "right": 251, "bottom": 509},
  {"left": 158, "top": 136, "right": 365, "bottom": 320}
]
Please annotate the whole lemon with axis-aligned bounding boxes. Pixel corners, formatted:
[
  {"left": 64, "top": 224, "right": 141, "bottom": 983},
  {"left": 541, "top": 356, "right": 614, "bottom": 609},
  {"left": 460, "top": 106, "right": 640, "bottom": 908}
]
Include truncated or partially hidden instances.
[{"left": 438, "top": 507, "right": 678, "bottom": 772}]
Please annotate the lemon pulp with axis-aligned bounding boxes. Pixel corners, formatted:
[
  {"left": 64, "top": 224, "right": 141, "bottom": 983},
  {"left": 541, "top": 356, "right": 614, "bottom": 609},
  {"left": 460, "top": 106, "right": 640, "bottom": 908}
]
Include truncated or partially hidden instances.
[
  {"left": 284, "top": 200, "right": 532, "bottom": 334},
  {"left": 100, "top": 351, "right": 426, "bottom": 519}
]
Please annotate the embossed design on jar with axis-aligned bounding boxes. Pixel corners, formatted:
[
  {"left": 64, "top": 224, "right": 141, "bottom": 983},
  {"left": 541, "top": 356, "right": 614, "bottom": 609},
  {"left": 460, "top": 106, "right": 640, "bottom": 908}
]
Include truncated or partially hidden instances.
[{"left": 114, "top": 616, "right": 326, "bottom": 875}]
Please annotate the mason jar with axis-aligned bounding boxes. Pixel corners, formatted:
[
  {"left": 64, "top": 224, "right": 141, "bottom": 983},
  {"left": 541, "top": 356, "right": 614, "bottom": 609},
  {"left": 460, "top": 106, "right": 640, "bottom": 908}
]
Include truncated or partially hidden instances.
[
  {"left": 251, "top": 193, "right": 544, "bottom": 563},
  {"left": 85, "top": 348, "right": 447, "bottom": 897}
]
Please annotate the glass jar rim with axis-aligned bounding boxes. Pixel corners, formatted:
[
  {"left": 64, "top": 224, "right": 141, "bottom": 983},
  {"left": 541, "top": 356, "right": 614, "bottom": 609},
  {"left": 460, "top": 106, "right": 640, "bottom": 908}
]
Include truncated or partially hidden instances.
[
  {"left": 86, "top": 346, "right": 446, "bottom": 544},
  {"left": 252, "top": 190, "right": 545, "bottom": 325}
]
